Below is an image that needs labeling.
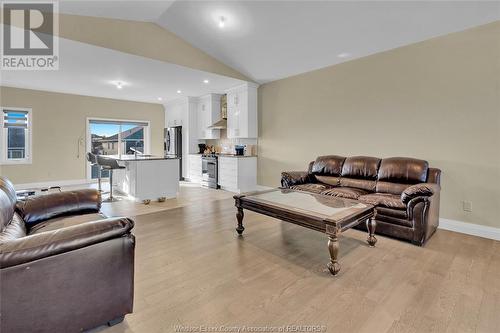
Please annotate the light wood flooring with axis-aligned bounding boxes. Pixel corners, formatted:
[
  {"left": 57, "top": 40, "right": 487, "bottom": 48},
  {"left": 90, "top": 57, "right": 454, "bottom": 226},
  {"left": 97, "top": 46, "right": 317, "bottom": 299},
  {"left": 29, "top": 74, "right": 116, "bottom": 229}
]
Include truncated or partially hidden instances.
[{"left": 82, "top": 183, "right": 500, "bottom": 333}]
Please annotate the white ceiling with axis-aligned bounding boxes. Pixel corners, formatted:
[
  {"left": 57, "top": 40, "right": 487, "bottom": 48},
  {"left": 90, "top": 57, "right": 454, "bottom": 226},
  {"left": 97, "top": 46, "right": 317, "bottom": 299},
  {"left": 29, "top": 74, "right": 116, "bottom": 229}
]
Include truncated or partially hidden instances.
[
  {"left": 156, "top": 1, "right": 500, "bottom": 83},
  {"left": 1, "top": 37, "right": 246, "bottom": 104}
]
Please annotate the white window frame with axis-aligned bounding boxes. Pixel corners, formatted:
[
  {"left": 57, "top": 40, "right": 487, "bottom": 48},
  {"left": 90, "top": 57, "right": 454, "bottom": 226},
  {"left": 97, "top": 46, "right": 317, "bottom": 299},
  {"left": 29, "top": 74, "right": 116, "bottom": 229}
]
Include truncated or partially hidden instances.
[
  {"left": 86, "top": 117, "right": 151, "bottom": 180},
  {"left": 0, "top": 107, "right": 33, "bottom": 165}
]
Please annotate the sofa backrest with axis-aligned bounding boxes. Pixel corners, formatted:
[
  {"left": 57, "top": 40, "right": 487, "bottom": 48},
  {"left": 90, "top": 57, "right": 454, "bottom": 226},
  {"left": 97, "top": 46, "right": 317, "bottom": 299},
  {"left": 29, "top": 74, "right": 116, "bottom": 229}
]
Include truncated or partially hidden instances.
[
  {"left": 376, "top": 157, "right": 428, "bottom": 194},
  {"left": 427, "top": 168, "right": 441, "bottom": 185},
  {"left": 311, "top": 155, "right": 346, "bottom": 186},
  {"left": 0, "top": 177, "right": 17, "bottom": 232},
  {"left": 309, "top": 155, "right": 437, "bottom": 194},
  {"left": 339, "top": 156, "right": 381, "bottom": 191}
]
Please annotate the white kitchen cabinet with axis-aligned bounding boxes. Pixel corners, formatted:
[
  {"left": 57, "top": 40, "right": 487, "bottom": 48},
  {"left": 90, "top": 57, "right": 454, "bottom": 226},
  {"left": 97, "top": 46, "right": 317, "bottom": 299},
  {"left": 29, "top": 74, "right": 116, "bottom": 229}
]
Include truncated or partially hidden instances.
[
  {"left": 165, "top": 102, "right": 183, "bottom": 127},
  {"left": 188, "top": 154, "right": 202, "bottom": 182},
  {"left": 197, "top": 94, "right": 221, "bottom": 139},
  {"left": 218, "top": 156, "right": 257, "bottom": 193},
  {"left": 226, "top": 83, "right": 258, "bottom": 139}
]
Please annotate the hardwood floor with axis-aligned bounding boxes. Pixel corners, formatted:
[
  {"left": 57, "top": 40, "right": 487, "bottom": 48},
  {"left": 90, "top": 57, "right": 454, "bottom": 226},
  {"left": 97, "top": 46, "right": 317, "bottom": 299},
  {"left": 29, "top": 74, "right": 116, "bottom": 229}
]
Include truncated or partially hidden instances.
[{"left": 86, "top": 184, "right": 500, "bottom": 333}]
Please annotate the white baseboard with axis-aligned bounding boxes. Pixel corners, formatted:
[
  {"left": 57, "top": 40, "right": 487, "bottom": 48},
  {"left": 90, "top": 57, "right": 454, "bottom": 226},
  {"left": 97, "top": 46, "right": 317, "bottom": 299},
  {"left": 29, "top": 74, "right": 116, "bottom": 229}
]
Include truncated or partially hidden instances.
[
  {"left": 14, "top": 178, "right": 94, "bottom": 190},
  {"left": 439, "top": 218, "right": 500, "bottom": 241}
]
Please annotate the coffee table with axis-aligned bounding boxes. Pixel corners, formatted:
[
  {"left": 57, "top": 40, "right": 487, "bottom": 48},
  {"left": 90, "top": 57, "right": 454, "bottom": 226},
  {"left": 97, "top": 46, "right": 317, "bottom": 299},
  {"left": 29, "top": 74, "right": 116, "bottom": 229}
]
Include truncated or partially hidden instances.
[{"left": 234, "top": 188, "right": 376, "bottom": 276}]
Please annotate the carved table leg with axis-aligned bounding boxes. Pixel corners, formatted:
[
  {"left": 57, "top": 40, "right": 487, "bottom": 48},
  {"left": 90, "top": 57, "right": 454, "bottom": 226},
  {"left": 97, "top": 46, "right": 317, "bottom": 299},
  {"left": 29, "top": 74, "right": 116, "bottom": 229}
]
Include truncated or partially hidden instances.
[
  {"left": 327, "top": 233, "right": 340, "bottom": 276},
  {"left": 236, "top": 207, "right": 245, "bottom": 235},
  {"left": 366, "top": 218, "right": 377, "bottom": 247}
]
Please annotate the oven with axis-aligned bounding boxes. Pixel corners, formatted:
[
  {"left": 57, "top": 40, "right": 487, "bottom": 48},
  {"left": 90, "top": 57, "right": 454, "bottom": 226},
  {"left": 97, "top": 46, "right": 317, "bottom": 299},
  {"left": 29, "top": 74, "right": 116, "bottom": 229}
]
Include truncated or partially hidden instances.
[{"left": 201, "top": 155, "right": 219, "bottom": 189}]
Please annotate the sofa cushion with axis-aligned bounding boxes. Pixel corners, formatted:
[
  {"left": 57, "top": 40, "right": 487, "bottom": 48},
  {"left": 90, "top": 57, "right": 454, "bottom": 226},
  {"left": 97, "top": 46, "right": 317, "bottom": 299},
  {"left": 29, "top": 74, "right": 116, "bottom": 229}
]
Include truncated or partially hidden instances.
[
  {"left": 378, "top": 157, "right": 429, "bottom": 184},
  {"left": 359, "top": 193, "right": 406, "bottom": 210},
  {"left": 311, "top": 155, "right": 346, "bottom": 176},
  {"left": 315, "top": 175, "right": 340, "bottom": 186},
  {"left": 16, "top": 189, "right": 102, "bottom": 228},
  {"left": 290, "top": 183, "right": 331, "bottom": 194},
  {"left": 341, "top": 156, "right": 381, "bottom": 179},
  {"left": 29, "top": 212, "right": 107, "bottom": 235},
  {"left": 375, "top": 181, "right": 410, "bottom": 195},
  {"left": 321, "top": 187, "right": 369, "bottom": 200},
  {"left": 339, "top": 178, "right": 377, "bottom": 192}
]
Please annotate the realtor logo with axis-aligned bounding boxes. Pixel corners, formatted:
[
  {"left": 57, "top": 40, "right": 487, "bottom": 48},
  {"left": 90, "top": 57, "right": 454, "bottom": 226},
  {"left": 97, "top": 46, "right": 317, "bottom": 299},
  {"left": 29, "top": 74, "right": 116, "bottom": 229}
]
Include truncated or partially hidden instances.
[{"left": 1, "top": 1, "right": 59, "bottom": 70}]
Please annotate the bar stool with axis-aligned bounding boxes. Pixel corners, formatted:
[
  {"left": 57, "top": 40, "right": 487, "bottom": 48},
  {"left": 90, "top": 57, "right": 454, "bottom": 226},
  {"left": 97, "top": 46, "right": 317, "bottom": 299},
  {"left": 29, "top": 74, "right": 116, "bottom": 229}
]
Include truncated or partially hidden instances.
[
  {"left": 86, "top": 152, "right": 103, "bottom": 192},
  {"left": 97, "top": 155, "right": 126, "bottom": 202}
]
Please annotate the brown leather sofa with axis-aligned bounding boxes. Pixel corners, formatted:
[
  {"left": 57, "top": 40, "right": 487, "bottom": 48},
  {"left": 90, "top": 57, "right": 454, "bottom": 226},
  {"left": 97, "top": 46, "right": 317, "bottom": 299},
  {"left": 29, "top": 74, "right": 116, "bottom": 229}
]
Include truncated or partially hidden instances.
[
  {"left": 0, "top": 177, "right": 135, "bottom": 333},
  {"left": 281, "top": 156, "right": 441, "bottom": 245}
]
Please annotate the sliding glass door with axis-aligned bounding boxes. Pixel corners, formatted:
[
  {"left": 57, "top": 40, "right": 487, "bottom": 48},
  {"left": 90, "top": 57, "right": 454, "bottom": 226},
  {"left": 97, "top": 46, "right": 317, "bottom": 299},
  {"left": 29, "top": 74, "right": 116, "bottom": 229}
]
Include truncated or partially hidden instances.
[{"left": 87, "top": 119, "right": 149, "bottom": 179}]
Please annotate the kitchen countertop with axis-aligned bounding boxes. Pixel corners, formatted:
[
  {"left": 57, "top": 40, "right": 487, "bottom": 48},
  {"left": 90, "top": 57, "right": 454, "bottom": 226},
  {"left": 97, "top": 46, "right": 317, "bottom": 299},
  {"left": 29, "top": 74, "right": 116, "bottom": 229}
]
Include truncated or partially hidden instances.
[
  {"left": 104, "top": 155, "right": 180, "bottom": 161},
  {"left": 190, "top": 153, "right": 257, "bottom": 158},
  {"left": 218, "top": 154, "right": 257, "bottom": 158}
]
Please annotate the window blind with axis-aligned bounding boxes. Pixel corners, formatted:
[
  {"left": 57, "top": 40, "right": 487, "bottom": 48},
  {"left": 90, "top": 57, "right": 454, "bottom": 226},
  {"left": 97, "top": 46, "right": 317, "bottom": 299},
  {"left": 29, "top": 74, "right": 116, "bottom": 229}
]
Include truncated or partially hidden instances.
[{"left": 3, "top": 110, "right": 28, "bottom": 128}]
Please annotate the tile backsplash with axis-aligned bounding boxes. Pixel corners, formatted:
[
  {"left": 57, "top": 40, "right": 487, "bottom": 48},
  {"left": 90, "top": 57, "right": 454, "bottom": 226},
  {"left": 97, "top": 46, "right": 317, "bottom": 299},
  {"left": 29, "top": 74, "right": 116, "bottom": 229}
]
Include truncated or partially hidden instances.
[{"left": 206, "top": 129, "right": 258, "bottom": 155}]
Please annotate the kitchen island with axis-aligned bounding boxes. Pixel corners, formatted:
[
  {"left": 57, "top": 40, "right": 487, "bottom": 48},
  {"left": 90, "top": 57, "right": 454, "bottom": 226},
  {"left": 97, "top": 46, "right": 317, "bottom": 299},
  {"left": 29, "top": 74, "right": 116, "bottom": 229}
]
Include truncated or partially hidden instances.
[{"left": 108, "top": 155, "right": 180, "bottom": 203}]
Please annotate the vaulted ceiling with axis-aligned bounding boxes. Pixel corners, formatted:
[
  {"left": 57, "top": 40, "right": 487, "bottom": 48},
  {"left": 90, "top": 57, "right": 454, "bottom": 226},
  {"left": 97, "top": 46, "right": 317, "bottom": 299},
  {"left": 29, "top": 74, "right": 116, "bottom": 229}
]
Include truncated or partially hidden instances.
[{"left": 59, "top": 1, "right": 500, "bottom": 83}]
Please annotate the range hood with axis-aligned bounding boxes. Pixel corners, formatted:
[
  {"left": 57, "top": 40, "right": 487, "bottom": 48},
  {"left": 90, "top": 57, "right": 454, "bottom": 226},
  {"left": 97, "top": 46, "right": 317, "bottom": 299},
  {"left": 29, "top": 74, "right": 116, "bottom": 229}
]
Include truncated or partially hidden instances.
[
  {"left": 208, "top": 94, "right": 227, "bottom": 129},
  {"left": 208, "top": 118, "right": 227, "bottom": 129}
]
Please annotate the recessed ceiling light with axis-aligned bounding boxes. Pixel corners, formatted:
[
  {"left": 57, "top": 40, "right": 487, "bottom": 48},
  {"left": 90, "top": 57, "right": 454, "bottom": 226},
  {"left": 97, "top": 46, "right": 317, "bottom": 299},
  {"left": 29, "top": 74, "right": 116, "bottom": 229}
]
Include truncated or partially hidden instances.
[
  {"left": 177, "top": 90, "right": 182, "bottom": 94},
  {"left": 203, "top": 79, "right": 209, "bottom": 84},
  {"left": 218, "top": 16, "right": 225, "bottom": 28},
  {"left": 111, "top": 80, "right": 127, "bottom": 89},
  {"left": 157, "top": 97, "right": 163, "bottom": 101},
  {"left": 337, "top": 52, "right": 351, "bottom": 59}
]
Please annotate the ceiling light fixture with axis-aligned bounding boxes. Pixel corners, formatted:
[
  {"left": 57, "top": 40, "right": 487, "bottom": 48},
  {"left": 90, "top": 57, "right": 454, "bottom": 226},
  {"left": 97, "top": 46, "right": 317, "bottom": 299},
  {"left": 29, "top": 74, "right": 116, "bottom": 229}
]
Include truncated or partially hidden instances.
[
  {"left": 337, "top": 52, "right": 351, "bottom": 59},
  {"left": 116, "top": 81, "right": 123, "bottom": 89},
  {"left": 218, "top": 16, "right": 225, "bottom": 28},
  {"left": 177, "top": 90, "right": 182, "bottom": 94},
  {"left": 203, "top": 79, "right": 209, "bottom": 84},
  {"left": 157, "top": 97, "right": 163, "bottom": 101}
]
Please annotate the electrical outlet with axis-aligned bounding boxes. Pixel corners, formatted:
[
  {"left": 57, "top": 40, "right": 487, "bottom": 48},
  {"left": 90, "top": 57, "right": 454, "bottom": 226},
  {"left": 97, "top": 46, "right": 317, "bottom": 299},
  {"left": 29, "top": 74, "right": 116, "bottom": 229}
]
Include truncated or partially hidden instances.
[{"left": 462, "top": 201, "right": 472, "bottom": 212}]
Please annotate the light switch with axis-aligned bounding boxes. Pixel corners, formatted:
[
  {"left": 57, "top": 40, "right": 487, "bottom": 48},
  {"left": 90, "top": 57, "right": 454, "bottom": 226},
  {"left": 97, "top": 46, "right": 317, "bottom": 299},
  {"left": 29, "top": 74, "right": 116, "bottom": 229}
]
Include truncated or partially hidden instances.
[{"left": 462, "top": 201, "right": 472, "bottom": 212}]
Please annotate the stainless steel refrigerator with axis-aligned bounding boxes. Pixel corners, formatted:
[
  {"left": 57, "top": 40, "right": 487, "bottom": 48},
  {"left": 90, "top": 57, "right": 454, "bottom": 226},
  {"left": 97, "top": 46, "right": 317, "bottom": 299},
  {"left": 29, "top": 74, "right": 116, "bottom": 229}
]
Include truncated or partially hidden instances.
[{"left": 164, "top": 126, "right": 183, "bottom": 180}]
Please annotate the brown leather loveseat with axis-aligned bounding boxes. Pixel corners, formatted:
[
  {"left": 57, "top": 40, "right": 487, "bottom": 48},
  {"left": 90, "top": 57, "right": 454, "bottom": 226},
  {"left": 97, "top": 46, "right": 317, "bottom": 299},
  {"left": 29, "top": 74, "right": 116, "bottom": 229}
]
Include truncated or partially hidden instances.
[
  {"left": 0, "top": 176, "right": 135, "bottom": 332},
  {"left": 281, "top": 156, "right": 441, "bottom": 245}
]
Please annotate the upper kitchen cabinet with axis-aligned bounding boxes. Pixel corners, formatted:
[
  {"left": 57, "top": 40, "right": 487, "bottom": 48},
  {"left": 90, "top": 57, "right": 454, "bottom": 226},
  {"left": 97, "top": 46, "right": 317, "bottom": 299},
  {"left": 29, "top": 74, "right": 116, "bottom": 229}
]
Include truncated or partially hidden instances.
[
  {"left": 226, "top": 83, "right": 258, "bottom": 139},
  {"left": 197, "top": 94, "right": 221, "bottom": 139},
  {"left": 165, "top": 100, "right": 184, "bottom": 127}
]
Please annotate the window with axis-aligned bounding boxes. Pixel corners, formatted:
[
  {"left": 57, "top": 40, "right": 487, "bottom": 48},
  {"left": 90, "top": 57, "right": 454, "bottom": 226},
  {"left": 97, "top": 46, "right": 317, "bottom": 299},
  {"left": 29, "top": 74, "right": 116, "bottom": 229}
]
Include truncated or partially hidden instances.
[
  {"left": 87, "top": 119, "right": 149, "bottom": 179},
  {"left": 1, "top": 107, "right": 32, "bottom": 164}
]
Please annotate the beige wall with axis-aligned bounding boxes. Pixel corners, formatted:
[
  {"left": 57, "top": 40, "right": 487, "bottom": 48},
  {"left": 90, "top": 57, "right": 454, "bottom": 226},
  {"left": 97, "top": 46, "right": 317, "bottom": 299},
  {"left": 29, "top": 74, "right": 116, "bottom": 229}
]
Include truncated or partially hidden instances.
[
  {"left": 258, "top": 21, "right": 500, "bottom": 228},
  {"left": 57, "top": 14, "right": 249, "bottom": 81},
  {"left": 0, "top": 87, "right": 164, "bottom": 184}
]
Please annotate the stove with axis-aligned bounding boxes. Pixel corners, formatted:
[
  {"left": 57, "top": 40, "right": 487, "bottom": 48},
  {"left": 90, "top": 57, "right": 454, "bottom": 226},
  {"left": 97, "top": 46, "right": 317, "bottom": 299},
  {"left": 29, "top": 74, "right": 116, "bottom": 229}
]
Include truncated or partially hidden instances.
[{"left": 201, "top": 155, "right": 219, "bottom": 189}]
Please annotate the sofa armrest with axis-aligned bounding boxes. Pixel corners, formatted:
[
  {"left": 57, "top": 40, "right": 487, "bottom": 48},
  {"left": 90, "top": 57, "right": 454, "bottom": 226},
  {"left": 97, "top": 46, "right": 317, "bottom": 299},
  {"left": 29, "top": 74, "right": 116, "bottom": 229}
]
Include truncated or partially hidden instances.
[
  {"left": 16, "top": 189, "right": 101, "bottom": 227},
  {"left": 401, "top": 183, "right": 440, "bottom": 204},
  {"left": 281, "top": 171, "right": 312, "bottom": 188},
  {"left": 0, "top": 217, "right": 134, "bottom": 268}
]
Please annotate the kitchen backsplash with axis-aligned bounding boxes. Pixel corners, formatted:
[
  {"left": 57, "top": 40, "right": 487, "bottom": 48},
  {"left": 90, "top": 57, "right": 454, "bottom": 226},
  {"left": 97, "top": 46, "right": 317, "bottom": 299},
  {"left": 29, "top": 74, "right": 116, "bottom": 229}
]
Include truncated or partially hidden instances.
[{"left": 206, "top": 129, "right": 258, "bottom": 155}]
